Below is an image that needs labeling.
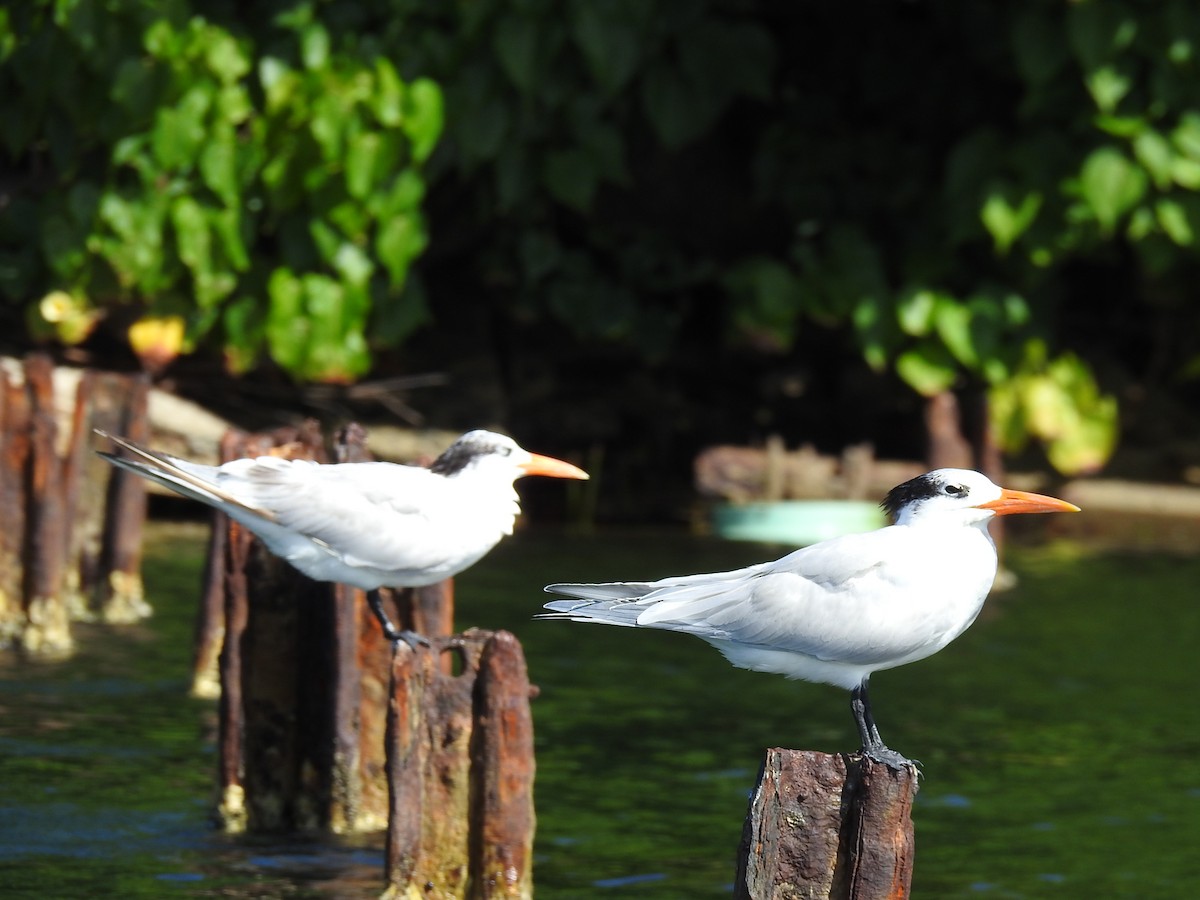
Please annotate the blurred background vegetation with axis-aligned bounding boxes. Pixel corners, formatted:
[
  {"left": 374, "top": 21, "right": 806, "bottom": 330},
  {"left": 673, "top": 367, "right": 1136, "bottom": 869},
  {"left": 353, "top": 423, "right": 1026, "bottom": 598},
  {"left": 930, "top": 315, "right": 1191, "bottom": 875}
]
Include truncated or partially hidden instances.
[{"left": 3, "top": 0, "right": 1199, "bottom": 518}]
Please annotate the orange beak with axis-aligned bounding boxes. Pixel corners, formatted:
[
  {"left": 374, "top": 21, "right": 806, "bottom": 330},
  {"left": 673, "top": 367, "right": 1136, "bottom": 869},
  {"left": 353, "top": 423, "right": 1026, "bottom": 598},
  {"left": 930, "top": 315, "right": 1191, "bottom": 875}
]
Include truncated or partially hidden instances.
[
  {"left": 521, "top": 453, "right": 589, "bottom": 480},
  {"left": 977, "top": 488, "right": 1080, "bottom": 516}
]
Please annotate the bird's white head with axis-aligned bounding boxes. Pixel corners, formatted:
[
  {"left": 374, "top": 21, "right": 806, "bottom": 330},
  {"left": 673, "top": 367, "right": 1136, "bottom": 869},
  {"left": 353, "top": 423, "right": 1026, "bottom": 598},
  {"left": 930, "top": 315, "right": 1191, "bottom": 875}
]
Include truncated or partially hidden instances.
[
  {"left": 882, "top": 468, "right": 1080, "bottom": 527},
  {"left": 430, "top": 430, "right": 589, "bottom": 483}
]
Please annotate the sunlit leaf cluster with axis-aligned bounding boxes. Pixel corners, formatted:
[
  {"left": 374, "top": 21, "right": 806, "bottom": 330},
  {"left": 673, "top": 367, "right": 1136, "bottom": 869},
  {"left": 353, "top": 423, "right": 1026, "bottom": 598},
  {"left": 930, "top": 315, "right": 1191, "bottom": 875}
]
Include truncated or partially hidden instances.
[{"left": 0, "top": 0, "right": 442, "bottom": 382}]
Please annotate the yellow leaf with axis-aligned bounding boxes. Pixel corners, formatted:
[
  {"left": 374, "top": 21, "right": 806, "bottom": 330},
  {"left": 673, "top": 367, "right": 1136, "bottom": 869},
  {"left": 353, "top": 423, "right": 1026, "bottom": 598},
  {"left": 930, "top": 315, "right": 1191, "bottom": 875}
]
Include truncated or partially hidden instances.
[{"left": 128, "top": 316, "right": 186, "bottom": 371}]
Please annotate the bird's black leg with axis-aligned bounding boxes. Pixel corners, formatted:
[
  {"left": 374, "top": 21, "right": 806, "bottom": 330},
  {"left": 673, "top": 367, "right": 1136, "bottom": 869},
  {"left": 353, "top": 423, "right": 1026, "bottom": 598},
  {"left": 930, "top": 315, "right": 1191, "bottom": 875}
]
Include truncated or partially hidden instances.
[
  {"left": 366, "top": 588, "right": 430, "bottom": 650},
  {"left": 850, "top": 679, "right": 915, "bottom": 771}
]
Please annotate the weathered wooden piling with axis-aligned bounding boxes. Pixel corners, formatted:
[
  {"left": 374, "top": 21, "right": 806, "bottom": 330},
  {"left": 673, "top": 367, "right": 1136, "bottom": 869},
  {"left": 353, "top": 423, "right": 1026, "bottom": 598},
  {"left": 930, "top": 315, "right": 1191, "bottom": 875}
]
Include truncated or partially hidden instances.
[
  {"left": 0, "top": 354, "right": 150, "bottom": 655},
  {"left": 94, "top": 372, "right": 152, "bottom": 622},
  {"left": 0, "top": 366, "right": 33, "bottom": 648},
  {"left": 70, "top": 368, "right": 152, "bottom": 621},
  {"left": 734, "top": 750, "right": 917, "bottom": 900},
  {"left": 383, "top": 630, "right": 535, "bottom": 900},
  {"left": 206, "top": 422, "right": 457, "bottom": 835}
]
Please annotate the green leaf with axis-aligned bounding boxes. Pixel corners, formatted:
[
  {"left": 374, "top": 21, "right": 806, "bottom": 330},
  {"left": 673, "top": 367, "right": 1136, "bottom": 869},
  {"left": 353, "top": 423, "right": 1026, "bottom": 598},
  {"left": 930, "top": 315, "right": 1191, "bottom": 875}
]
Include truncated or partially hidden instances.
[
  {"left": 852, "top": 299, "right": 890, "bottom": 372},
  {"left": 204, "top": 29, "right": 250, "bottom": 84},
  {"left": 932, "top": 297, "right": 976, "bottom": 368},
  {"left": 332, "top": 242, "right": 374, "bottom": 287},
  {"left": 42, "top": 213, "right": 85, "bottom": 276},
  {"left": 209, "top": 207, "right": 249, "bottom": 272},
  {"left": 372, "top": 58, "right": 404, "bottom": 127},
  {"left": 266, "top": 267, "right": 306, "bottom": 372},
  {"left": 1068, "top": 3, "right": 1137, "bottom": 71},
  {"left": 1156, "top": 198, "right": 1194, "bottom": 245},
  {"left": 1133, "top": 130, "right": 1174, "bottom": 190},
  {"left": 1086, "top": 65, "right": 1131, "bottom": 113},
  {"left": 372, "top": 275, "right": 431, "bottom": 345},
  {"left": 376, "top": 214, "right": 427, "bottom": 287},
  {"left": 301, "top": 22, "right": 330, "bottom": 70},
  {"left": 1171, "top": 156, "right": 1200, "bottom": 189},
  {"left": 170, "top": 195, "right": 210, "bottom": 276},
  {"left": 1171, "top": 112, "right": 1200, "bottom": 159},
  {"left": 543, "top": 149, "right": 598, "bottom": 212},
  {"left": 642, "top": 64, "right": 717, "bottom": 150},
  {"left": 403, "top": 78, "right": 444, "bottom": 164},
  {"left": 723, "top": 257, "right": 802, "bottom": 351},
  {"left": 151, "top": 85, "right": 212, "bottom": 171},
  {"left": 896, "top": 342, "right": 958, "bottom": 397},
  {"left": 309, "top": 93, "right": 345, "bottom": 161},
  {"left": 980, "top": 188, "right": 1042, "bottom": 254},
  {"left": 570, "top": 5, "right": 640, "bottom": 95},
  {"left": 1093, "top": 114, "right": 1144, "bottom": 138},
  {"left": 1078, "top": 146, "right": 1147, "bottom": 235},
  {"left": 895, "top": 287, "right": 942, "bottom": 337},
  {"left": 1010, "top": 8, "right": 1066, "bottom": 86},
  {"left": 493, "top": 17, "right": 541, "bottom": 92},
  {"left": 345, "top": 132, "right": 381, "bottom": 200},
  {"left": 200, "top": 135, "right": 239, "bottom": 207},
  {"left": 259, "top": 56, "right": 296, "bottom": 112},
  {"left": 221, "top": 294, "right": 264, "bottom": 374}
]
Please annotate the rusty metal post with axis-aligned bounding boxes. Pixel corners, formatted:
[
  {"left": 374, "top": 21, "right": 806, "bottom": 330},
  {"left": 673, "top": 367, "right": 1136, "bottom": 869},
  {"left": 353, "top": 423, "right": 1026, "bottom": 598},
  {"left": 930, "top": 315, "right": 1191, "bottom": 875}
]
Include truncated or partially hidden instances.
[
  {"left": 190, "top": 518, "right": 227, "bottom": 698},
  {"left": 96, "top": 373, "right": 151, "bottom": 622},
  {"left": 382, "top": 630, "right": 536, "bottom": 900},
  {"left": 470, "top": 632, "right": 536, "bottom": 899},
  {"left": 59, "top": 369, "right": 93, "bottom": 619},
  {"left": 735, "top": 750, "right": 917, "bottom": 900},
  {"left": 0, "top": 368, "right": 30, "bottom": 646},
  {"left": 216, "top": 430, "right": 253, "bottom": 832},
  {"left": 73, "top": 371, "right": 145, "bottom": 618},
  {"left": 23, "top": 354, "right": 71, "bottom": 655}
]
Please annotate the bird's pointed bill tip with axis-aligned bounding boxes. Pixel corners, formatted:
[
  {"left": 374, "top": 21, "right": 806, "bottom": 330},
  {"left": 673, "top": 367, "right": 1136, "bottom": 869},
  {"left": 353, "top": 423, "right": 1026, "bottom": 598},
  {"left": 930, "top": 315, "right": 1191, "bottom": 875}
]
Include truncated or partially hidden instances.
[
  {"left": 978, "top": 487, "right": 1080, "bottom": 516},
  {"left": 522, "top": 454, "right": 589, "bottom": 480}
]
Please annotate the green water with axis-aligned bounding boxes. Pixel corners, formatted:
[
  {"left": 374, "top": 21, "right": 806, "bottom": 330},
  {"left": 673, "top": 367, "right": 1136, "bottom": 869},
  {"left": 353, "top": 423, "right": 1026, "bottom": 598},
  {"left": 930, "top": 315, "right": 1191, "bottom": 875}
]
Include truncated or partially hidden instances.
[{"left": 1, "top": 524, "right": 1198, "bottom": 898}]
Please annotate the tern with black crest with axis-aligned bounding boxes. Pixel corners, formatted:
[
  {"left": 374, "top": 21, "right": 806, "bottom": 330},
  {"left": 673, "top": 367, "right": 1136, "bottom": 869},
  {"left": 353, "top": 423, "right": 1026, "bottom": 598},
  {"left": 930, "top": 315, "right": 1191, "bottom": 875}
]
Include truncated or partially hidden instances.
[
  {"left": 541, "top": 468, "right": 1079, "bottom": 768},
  {"left": 99, "top": 429, "right": 588, "bottom": 644}
]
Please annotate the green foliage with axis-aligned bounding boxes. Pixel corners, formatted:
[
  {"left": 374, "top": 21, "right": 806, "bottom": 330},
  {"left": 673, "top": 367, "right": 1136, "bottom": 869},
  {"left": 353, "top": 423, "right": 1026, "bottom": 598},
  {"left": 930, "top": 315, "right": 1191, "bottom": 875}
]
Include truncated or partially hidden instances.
[
  {"left": 0, "top": 0, "right": 442, "bottom": 381},
  {"left": 991, "top": 343, "right": 1119, "bottom": 476},
  {"left": 5, "top": 0, "right": 1199, "bottom": 475},
  {"left": 378, "top": 0, "right": 1174, "bottom": 473}
]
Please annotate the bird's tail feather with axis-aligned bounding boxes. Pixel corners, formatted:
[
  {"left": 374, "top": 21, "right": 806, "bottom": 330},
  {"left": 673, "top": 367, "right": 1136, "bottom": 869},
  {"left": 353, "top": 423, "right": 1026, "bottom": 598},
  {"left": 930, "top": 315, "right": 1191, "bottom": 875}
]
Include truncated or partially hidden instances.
[
  {"left": 96, "top": 431, "right": 272, "bottom": 522},
  {"left": 537, "top": 595, "right": 647, "bottom": 627},
  {"left": 543, "top": 582, "right": 657, "bottom": 602}
]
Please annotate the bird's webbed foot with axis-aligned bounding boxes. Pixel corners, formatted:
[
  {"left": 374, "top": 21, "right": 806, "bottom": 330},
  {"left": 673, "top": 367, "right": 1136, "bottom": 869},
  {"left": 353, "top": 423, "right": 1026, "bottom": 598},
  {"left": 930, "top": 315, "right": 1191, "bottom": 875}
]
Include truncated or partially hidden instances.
[{"left": 859, "top": 742, "right": 920, "bottom": 772}]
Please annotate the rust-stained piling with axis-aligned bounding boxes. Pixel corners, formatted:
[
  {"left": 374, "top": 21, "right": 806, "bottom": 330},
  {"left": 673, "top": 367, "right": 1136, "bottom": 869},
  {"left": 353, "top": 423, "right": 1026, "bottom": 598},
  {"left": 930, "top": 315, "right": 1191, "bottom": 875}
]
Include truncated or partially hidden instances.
[
  {"left": 23, "top": 355, "right": 71, "bottom": 654},
  {"left": 71, "top": 370, "right": 151, "bottom": 620},
  {"left": 383, "top": 630, "right": 535, "bottom": 900},
  {"left": 95, "top": 373, "right": 151, "bottom": 622},
  {"left": 0, "top": 367, "right": 32, "bottom": 647},
  {"left": 215, "top": 427, "right": 325, "bottom": 832},
  {"left": 0, "top": 355, "right": 150, "bottom": 655},
  {"left": 209, "top": 422, "right": 456, "bottom": 835},
  {"left": 735, "top": 750, "right": 917, "bottom": 900}
]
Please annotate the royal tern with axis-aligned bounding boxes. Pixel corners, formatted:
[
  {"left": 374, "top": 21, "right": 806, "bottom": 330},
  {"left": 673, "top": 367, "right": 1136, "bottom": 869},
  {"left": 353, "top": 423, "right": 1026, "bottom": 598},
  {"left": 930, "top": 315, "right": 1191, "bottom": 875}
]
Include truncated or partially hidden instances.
[
  {"left": 541, "top": 468, "right": 1079, "bottom": 768},
  {"left": 98, "top": 429, "right": 588, "bottom": 643}
]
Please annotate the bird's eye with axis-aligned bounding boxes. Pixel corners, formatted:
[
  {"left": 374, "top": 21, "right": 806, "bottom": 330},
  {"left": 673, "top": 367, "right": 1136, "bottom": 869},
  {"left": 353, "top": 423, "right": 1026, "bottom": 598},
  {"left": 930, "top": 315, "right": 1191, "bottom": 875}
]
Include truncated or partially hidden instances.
[
  {"left": 943, "top": 483, "right": 966, "bottom": 496},
  {"left": 498, "top": 446, "right": 512, "bottom": 457}
]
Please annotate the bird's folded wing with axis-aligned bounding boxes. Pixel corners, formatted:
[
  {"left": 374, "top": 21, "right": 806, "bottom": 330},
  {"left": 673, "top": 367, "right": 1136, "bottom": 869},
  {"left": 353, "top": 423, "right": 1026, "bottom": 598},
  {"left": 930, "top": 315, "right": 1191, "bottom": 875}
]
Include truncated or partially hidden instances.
[
  {"left": 229, "top": 460, "right": 461, "bottom": 571},
  {"left": 546, "top": 528, "right": 936, "bottom": 665}
]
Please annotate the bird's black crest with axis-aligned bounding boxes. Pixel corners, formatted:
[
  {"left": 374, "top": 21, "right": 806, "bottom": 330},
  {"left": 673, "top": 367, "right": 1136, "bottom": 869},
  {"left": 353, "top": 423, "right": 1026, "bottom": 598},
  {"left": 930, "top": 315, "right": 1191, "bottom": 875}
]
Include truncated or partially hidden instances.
[
  {"left": 429, "top": 433, "right": 501, "bottom": 476},
  {"left": 880, "top": 473, "right": 943, "bottom": 522}
]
